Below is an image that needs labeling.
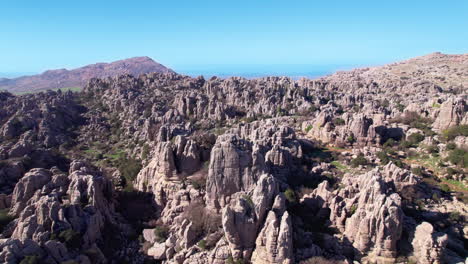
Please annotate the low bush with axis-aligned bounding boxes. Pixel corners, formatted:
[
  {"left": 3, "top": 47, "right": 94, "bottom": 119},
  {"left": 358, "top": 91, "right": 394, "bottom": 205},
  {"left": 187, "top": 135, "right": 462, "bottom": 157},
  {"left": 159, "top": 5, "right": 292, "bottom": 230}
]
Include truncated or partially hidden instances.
[
  {"left": 349, "top": 205, "right": 357, "bottom": 215},
  {"left": 19, "top": 256, "right": 39, "bottom": 264},
  {"left": 182, "top": 203, "right": 222, "bottom": 236},
  {"left": 407, "top": 133, "right": 425, "bottom": 145},
  {"left": 118, "top": 156, "right": 142, "bottom": 187},
  {"left": 350, "top": 153, "right": 368, "bottom": 168},
  {"left": 346, "top": 134, "right": 356, "bottom": 144},
  {"left": 383, "top": 138, "right": 396, "bottom": 148},
  {"left": 440, "top": 184, "right": 451, "bottom": 193},
  {"left": 442, "top": 125, "right": 468, "bottom": 141},
  {"left": 449, "top": 211, "right": 462, "bottom": 222},
  {"left": 0, "top": 209, "right": 14, "bottom": 233},
  {"left": 189, "top": 177, "right": 207, "bottom": 190},
  {"left": 57, "top": 229, "right": 82, "bottom": 249},
  {"left": 446, "top": 148, "right": 468, "bottom": 168},
  {"left": 198, "top": 239, "right": 207, "bottom": 250},
  {"left": 446, "top": 142, "right": 457, "bottom": 150},
  {"left": 411, "top": 167, "right": 423, "bottom": 176},
  {"left": 376, "top": 151, "right": 390, "bottom": 165},
  {"left": 154, "top": 226, "right": 169, "bottom": 243},
  {"left": 391, "top": 111, "right": 432, "bottom": 130},
  {"left": 333, "top": 118, "right": 345, "bottom": 126},
  {"left": 284, "top": 188, "right": 297, "bottom": 203}
]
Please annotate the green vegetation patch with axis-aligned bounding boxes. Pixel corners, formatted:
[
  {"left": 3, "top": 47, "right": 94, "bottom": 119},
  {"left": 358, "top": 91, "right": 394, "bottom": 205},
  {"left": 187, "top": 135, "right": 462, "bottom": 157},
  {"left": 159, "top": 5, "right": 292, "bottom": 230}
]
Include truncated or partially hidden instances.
[
  {"left": 0, "top": 209, "right": 14, "bottom": 233},
  {"left": 442, "top": 125, "right": 468, "bottom": 141}
]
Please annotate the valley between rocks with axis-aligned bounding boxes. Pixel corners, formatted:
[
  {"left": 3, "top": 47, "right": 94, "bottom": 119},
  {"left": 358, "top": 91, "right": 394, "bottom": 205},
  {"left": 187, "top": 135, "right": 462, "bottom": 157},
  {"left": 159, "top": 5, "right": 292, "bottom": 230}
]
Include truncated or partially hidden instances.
[{"left": 0, "top": 52, "right": 467, "bottom": 264}]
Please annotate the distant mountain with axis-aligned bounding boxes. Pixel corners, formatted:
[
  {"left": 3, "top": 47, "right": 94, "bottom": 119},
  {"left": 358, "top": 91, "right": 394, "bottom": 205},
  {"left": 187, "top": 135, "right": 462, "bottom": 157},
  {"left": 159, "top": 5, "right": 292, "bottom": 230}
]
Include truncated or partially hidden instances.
[{"left": 0, "top": 57, "right": 174, "bottom": 94}]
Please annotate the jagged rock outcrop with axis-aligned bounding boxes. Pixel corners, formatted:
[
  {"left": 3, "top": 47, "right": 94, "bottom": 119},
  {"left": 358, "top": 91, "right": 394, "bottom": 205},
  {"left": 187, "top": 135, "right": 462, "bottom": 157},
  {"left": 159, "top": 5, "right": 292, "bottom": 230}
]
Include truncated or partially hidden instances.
[
  {"left": 432, "top": 98, "right": 467, "bottom": 131},
  {"left": 221, "top": 174, "right": 279, "bottom": 259},
  {"left": 0, "top": 161, "right": 128, "bottom": 264},
  {"left": 1, "top": 53, "right": 467, "bottom": 264},
  {"left": 206, "top": 122, "right": 302, "bottom": 210},
  {"left": 251, "top": 194, "right": 293, "bottom": 264},
  {"left": 411, "top": 222, "right": 448, "bottom": 264},
  {"left": 303, "top": 166, "right": 407, "bottom": 262}
]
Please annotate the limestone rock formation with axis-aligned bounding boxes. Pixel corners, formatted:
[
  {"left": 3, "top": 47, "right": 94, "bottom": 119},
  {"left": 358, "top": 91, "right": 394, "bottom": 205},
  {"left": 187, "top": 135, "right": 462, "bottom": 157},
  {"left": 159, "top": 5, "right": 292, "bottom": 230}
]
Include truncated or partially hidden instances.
[{"left": 411, "top": 222, "right": 448, "bottom": 264}]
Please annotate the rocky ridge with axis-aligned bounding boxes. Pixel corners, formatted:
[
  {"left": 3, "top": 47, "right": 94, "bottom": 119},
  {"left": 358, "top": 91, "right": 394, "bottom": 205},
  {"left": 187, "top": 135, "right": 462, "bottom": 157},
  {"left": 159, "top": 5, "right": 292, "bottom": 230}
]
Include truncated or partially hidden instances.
[{"left": 0, "top": 53, "right": 467, "bottom": 264}]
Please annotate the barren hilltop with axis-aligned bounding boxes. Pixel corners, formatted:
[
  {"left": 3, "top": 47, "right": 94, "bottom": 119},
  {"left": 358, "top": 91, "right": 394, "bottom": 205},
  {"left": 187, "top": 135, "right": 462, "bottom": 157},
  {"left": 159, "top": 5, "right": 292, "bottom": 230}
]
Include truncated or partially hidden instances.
[
  {"left": 0, "top": 53, "right": 466, "bottom": 264},
  {"left": 0, "top": 56, "right": 174, "bottom": 94}
]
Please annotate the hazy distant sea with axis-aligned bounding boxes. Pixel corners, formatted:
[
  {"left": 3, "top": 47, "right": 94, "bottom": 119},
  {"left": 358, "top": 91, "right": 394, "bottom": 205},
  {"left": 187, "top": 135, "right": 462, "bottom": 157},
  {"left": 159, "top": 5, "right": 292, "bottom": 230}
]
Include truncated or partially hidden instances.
[
  {"left": 0, "top": 64, "right": 362, "bottom": 80},
  {"left": 173, "top": 64, "right": 361, "bottom": 80}
]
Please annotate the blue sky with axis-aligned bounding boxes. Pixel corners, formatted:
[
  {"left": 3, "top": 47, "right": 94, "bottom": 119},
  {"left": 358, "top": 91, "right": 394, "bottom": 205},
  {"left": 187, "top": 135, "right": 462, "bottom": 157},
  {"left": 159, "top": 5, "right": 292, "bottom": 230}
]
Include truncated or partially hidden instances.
[{"left": 1, "top": 0, "right": 467, "bottom": 74}]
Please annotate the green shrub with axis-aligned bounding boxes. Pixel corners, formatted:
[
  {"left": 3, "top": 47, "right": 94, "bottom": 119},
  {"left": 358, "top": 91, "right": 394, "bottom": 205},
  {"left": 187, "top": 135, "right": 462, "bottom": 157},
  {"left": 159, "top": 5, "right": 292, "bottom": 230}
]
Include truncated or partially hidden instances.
[
  {"left": 440, "top": 184, "right": 451, "bottom": 193},
  {"left": 446, "top": 142, "right": 457, "bottom": 150},
  {"left": 189, "top": 178, "right": 207, "bottom": 190},
  {"left": 350, "top": 153, "right": 368, "bottom": 168},
  {"left": 226, "top": 256, "right": 246, "bottom": 264},
  {"left": 426, "top": 145, "right": 439, "bottom": 154},
  {"left": 383, "top": 138, "right": 396, "bottom": 148},
  {"left": 154, "top": 226, "right": 169, "bottom": 243},
  {"left": 447, "top": 148, "right": 468, "bottom": 168},
  {"left": 391, "top": 111, "right": 431, "bottom": 129},
  {"left": 349, "top": 205, "right": 357, "bottom": 215},
  {"left": 242, "top": 194, "right": 254, "bottom": 208},
  {"left": 396, "top": 102, "right": 405, "bottom": 112},
  {"left": 449, "top": 211, "right": 461, "bottom": 222},
  {"left": 381, "top": 99, "right": 390, "bottom": 108},
  {"left": 347, "top": 134, "right": 356, "bottom": 144},
  {"left": 118, "top": 156, "right": 142, "bottom": 187},
  {"left": 407, "top": 133, "right": 425, "bottom": 145},
  {"left": 308, "top": 105, "right": 318, "bottom": 113},
  {"left": 58, "top": 229, "right": 82, "bottom": 249},
  {"left": 442, "top": 125, "right": 468, "bottom": 141},
  {"left": 446, "top": 167, "right": 459, "bottom": 176},
  {"left": 333, "top": 118, "right": 345, "bottom": 126},
  {"left": 393, "top": 159, "right": 404, "bottom": 168},
  {"left": 19, "top": 256, "right": 39, "bottom": 264},
  {"left": 0, "top": 209, "right": 14, "bottom": 233},
  {"left": 198, "top": 239, "right": 207, "bottom": 250},
  {"left": 305, "top": 125, "right": 313, "bottom": 133},
  {"left": 411, "top": 167, "right": 423, "bottom": 176},
  {"left": 141, "top": 144, "right": 150, "bottom": 160},
  {"left": 376, "top": 151, "right": 390, "bottom": 165},
  {"left": 284, "top": 188, "right": 297, "bottom": 203}
]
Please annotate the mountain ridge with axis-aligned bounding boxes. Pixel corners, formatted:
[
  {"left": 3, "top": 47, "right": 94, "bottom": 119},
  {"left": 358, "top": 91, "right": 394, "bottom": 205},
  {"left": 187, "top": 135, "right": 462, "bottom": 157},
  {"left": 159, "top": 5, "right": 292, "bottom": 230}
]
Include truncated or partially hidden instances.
[{"left": 0, "top": 56, "right": 174, "bottom": 94}]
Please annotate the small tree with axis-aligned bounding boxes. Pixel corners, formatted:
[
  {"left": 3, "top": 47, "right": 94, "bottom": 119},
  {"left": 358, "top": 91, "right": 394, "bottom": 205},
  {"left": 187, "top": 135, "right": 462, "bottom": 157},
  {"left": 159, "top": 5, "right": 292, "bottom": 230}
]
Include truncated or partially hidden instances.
[
  {"left": 350, "top": 153, "right": 368, "bottom": 168},
  {"left": 284, "top": 188, "right": 297, "bottom": 204}
]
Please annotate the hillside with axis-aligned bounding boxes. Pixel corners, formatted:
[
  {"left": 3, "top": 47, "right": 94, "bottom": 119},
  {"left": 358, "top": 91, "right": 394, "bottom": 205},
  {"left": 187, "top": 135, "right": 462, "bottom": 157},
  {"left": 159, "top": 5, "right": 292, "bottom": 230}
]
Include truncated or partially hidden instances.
[
  {"left": 0, "top": 56, "right": 174, "bottom": 94},
  {"left": 0, "top": 53, "right": 466, "bottom": 264}
]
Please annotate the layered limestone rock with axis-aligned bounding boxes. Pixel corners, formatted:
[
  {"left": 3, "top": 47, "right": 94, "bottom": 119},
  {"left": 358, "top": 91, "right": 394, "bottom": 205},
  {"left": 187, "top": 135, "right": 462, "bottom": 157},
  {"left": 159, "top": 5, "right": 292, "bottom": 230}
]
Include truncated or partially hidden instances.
[
  {"left": 432, "top": 98, "right": 467, "bottom": 131},
  {"left": 251, "top": 194, "right": 293, "bottom": 264},
  {"left": 221, "top": 174, "right": 279, "bottom": 259},
  {"left": 0, "top": 161, "right": 126, "bottom": 264},
  {"left": 411, "top": 222, "right": 448, "bottom": 264},
  {"left": 303, "top": 166, "right": 407, "bottom": 261},
  {"left": 206, "top": 122, "right": 302, "bottom": 210}
]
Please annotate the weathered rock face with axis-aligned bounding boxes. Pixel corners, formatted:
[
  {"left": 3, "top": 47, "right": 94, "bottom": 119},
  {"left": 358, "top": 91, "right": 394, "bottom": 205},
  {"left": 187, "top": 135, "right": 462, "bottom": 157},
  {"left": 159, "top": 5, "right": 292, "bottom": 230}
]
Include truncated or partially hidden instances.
[
  {"left": 411, "top": 222, "right": 448, "bottom": 264},
  {"left": 251, "top": 194, "right": 293, "bottom": 264},
  {"left": 206, "top": 122, "right": 302, "bottom": 210},
  {"left": 303, "top": 166, "right": 406, "bottom": 261},
  {"left": 1, "top": 53, "right": 467, "bottom": 264},
  {"left": 221, "top": 174, "right": 279, "bottom": 259},
  {"left": 10, "top": 168, "right": 52, "bottom": 216},
  {"left": 0, "top": 161, "right": 127, "bottom": 264},
  {"left": 432, "top": 98, "right": 467, "bottom": 131}
]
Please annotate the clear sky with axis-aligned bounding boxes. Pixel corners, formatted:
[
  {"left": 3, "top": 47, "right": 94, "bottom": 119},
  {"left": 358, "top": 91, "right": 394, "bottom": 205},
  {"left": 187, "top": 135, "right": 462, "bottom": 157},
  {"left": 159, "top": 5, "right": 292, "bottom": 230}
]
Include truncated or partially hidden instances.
[{"left": 1, "top": 0, "right": 467, "bottom": 74}]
